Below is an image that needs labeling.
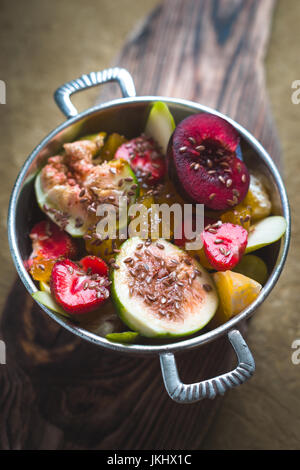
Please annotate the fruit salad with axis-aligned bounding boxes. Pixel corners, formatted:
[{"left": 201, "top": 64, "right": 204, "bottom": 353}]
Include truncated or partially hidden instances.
[{"left": 28, "top": 102, "right": 287, "bottom": 343}]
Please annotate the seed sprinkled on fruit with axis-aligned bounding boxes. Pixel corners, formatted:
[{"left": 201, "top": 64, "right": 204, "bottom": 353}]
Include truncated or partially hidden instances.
[{"left": 203, "top": 284, "right": 212, "bottom": 292}]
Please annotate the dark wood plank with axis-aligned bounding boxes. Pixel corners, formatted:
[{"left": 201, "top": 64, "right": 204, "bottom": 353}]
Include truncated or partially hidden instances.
[{"left": 0, "top": 0, "right": 279, "bottom": 450}]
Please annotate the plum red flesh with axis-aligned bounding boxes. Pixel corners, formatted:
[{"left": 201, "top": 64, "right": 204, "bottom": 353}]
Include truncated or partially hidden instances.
[
  {"left": 50, "top": 256, "right": 109, "bottom": 315},
  {"left": 167, "top": 113, "right": 250, "bottom": 210}
]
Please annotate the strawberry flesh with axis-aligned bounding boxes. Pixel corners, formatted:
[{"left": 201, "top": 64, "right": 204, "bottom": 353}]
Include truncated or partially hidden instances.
[
  {"left": 115, "top": 134, "right": 166, "bottom": 184},
  {"left": 27, "top": 220, "right": 77, "bottom": 269},
  {"left": 174, "top": 216, "right": 216, "bottom": 248},
  {"left": 201, "top": 222, "right": 248, "bottom": 271},
  {"left": 50, "top": 256, "right": 109, "bottom": 315}
]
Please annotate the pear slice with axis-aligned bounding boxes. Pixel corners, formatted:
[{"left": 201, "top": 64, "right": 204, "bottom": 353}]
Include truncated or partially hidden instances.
[
  {"left": 246, "top": 216, "right": 287, "bottom": 253},
  {"left": 32, "top": 290, "right": 69, "bottom": 317},
  {"left": 144, "top": 101, "right": 175, "bottom": 154},
  {"left": 233, "top": 255, "right": 268, "bottom": 285}
]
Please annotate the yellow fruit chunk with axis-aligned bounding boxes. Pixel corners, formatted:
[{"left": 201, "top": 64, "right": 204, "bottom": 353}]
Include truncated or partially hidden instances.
[
  {"left": 30, "top": 257, "right": 56, "bottom": 282},
  {"left": 79, "top": 132, "right": 107, "bottom": 156},
  {"left": 154, "top": 179, "right": 185, "bottom": 206},
  {"left": 39, "top": 280, "right": 51, "bottom": 294},
  {"left": 136, "top": 193, "right": 155, "bottom": 210},
  {"left": 221, "top": 204, "right": 251, "bottom": 231},
  {"left": 243, "top": 172, "right": 272, "bottom": 221},
  {"left": 101, "top": 133, "right": 127, "bottom": 160},
  {"left": 85, "top": 236, "right": 122, "bottom": 261},
  {"left": 213, "top": 270, "right": 262, "bottom": 325}
]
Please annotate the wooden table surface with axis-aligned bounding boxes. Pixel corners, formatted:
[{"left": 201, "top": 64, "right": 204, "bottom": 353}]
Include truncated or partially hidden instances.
[{"left": 0, "top": 0, "right": 299, "bottom": 450}]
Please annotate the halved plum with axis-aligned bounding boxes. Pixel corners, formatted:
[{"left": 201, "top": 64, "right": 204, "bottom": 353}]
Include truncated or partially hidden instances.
[{"left": 167, "top": 113, "right": 250, "bottom": 210}]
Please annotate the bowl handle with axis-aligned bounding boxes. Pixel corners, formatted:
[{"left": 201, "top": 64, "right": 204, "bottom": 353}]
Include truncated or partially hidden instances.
[
  {"left": 159, "top": 329, "right": 255, "bottom": 403},
  {"left": 54, "top": 67, "right": 136, "bottom": 118}
]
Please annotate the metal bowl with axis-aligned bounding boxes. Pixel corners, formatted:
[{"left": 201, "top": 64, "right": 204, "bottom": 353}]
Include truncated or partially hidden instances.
[{"left": 7, "top": 68, "right": 291, "bottom": 403}]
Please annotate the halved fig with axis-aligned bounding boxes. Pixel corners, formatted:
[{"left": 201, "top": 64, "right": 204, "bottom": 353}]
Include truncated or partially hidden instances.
[
  {"left": 167, "top": 113, "right": 250, "bottom": 210},
  {"left": 111, "top": 237, "right": 218, "bottom": 338}
]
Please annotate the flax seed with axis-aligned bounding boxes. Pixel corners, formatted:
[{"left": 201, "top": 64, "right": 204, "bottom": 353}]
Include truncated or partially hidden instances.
[
  {"left": 226, "top": 178, "right": 232, "bottom": 188},
  {"left": 203, "top": 284, "right": 212, "bottom": 292},
  {"left": 241, "top": 174, "right": 247, "bottom": 183},
  {"left": 227, "top": 199, "right": 236, "bottom": 206},
  {"left": 179, "top": 146, "right": 187, "bottom": 153},
  {"left": 212, "top": 220, "right": 222, "bottom": 228},
  {"left": 156, "top": 242, "right": 165, "bottom": 250}
]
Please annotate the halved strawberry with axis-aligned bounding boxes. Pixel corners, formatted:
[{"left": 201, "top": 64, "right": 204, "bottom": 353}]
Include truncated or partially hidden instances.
[
  {"left": 201, "top": 222, "right": 248, "bottom": 271},
  {"left": 114, "top": 134, "right": 166, "bottom": 185},
  {"left": 27, "top": 220, "right": 77, "bottom": 270},
  {"left": 50, "top": 256, "right": 110, "bottom": 315}
]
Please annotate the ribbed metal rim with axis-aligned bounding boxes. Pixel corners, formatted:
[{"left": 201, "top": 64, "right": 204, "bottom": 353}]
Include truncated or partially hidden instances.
[{"left": 7, "top": 96, "right": 291, "bottom": 356}]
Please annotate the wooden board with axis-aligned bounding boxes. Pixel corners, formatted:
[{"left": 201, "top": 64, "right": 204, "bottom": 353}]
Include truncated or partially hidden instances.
[{"left": 0, "top": 0, "right": 279, "bottom": 450}]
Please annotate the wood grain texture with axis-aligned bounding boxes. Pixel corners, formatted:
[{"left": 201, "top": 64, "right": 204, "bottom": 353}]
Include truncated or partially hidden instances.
[{"left": 0, "top": 0, "right": 279, "bottom": 450}]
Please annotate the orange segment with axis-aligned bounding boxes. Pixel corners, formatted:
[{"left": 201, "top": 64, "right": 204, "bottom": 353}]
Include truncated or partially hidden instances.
[
  {"left": 85, "top": 236, "right": 122, "bottom": 261},
  {"left": 30, "top": 257, "right": 56, "bottom": 282},
  {"left": 213, "top": 270, "right": 262, "bottom": 325}
]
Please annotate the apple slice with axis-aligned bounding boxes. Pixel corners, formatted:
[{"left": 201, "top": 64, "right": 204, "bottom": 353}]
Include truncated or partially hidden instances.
[
  {"left": 32, "top": 290, "right": 69, "bottom": 317},
  {"left": 144, "top": 101, "right": 175, "bottom": 154},
  {"left": 246, "top": 216, "right": 287, "bottom": 253}
]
